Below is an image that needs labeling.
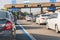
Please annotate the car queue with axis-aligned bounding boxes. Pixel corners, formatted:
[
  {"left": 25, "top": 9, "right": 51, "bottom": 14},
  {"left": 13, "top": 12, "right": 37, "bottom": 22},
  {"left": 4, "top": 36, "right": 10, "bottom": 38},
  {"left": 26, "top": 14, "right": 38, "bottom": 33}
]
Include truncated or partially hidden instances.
[
  {"left": 0, "top": 10, "right": 17, "bottom": 40},
  {"left": 25, "top": 9, "right": 60, "bottom": 33}
]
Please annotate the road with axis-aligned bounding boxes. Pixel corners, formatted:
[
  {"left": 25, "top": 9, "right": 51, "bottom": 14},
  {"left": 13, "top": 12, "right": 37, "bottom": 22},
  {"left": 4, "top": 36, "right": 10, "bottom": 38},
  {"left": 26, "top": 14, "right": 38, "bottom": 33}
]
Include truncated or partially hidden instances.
[
  {"left": 18, "top": 20, "right": 60, "bottom": 40},
  {"left": 0, "top": 20, "right": 60, "bottom": 40}
]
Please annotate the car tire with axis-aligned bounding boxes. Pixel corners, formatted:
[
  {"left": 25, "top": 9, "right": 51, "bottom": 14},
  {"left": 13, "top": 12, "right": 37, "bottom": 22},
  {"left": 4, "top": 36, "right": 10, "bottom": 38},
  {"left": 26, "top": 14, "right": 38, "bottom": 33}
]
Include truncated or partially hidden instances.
[
  {"left": 55, "top": 25, "right": 60, "bottom": 33},
  {"left": 9, "top": 28, "right": 16, "bottom": 40},
  {"left": 46, "top": 24, "right": 50, "bottom": 30},
  {"left": 11, "top": 28, "right": 16, "bottom": 40}
]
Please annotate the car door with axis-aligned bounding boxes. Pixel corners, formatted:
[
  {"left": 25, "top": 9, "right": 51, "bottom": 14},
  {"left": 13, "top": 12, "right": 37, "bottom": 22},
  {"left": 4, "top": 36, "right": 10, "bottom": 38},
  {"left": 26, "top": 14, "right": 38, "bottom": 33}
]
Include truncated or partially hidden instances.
[
  {"left": 48, "top": 13, "right": 58, "bottom": 30},
  {"left": 48, "top": 17, "right": 54, "bottom": 29}
]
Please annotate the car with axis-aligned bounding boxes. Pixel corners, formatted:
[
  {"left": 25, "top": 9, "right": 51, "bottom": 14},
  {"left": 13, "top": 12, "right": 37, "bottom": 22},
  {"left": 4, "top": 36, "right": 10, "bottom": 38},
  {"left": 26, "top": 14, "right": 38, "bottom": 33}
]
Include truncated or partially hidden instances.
[
  {"left": 36, "top": 14, "right": 50, "bottom": 25},
  {"left": 31, "top": 16, "right": 36, "bottom": 22},
  {"left": 31, "top": 15, "right": 40, "bottom": 22},
  {"left": 46, "top": 11, "right": 60, "bottom": 33},
  {"left": 25, "top": 15, "right": 32, "bottom": 21},
  {"left": 0, "top": 10, "right": 16, "bottom": 39},
  {"left": 19, "top": 14, "right": 25, "bottom": 19}
]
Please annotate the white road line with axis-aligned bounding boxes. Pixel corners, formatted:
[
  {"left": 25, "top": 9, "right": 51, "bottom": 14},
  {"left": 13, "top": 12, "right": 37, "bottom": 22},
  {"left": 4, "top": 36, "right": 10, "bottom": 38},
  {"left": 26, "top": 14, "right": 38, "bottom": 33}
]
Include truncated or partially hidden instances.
[
  {"left": 16, "top": 25, "right": 36, "bottom": 40},
  {"left": 16, "top": 20, "right": 37, "bottom": 40}
]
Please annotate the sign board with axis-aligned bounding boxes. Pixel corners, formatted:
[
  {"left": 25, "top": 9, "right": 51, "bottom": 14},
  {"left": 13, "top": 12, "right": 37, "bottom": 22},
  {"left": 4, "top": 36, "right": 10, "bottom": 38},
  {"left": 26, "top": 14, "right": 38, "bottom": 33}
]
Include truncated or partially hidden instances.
[
  {"left": 9, "top": 8, "right": 20, "bottom": 12},
  {"left": 50, "top": 0, "right": 56, "bottom": 2},
  {"left": 47, "top": 6, "right": 56, "bottom": 11},
  {"left": 11, "top": 0, "right": 16, "bottom": 4},
  {"left": 47, "top": 4, "right": 56, "bottom": 11}
]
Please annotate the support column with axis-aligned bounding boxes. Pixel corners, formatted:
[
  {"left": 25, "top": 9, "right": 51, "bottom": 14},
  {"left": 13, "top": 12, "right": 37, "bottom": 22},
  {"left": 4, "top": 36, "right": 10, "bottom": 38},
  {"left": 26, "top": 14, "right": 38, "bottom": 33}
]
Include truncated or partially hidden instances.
[
  {"left": 30, "top": 8, "right": 31, "bottom": 14},
  {"left": 18, "top": 8, "right": 21, "bottom": 19},
  {"left": 41, "top": 7, "right": 43, "bottom": 14},
  {"left": 19, "top": 8, "right": 21, "bottom": 13}
]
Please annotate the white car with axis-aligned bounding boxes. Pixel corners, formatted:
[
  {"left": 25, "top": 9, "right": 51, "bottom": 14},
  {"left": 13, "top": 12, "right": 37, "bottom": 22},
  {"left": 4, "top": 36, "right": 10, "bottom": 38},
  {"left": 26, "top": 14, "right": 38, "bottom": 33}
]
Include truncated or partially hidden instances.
[
  {"left": 26, "top": 15, "right": 32, "bottom": 21},
  {"left": 36, "top": 14, "right": 50, "bottom": 24},
  {"left": 46, "top": 11, "right": 60, "bottom": 33}
]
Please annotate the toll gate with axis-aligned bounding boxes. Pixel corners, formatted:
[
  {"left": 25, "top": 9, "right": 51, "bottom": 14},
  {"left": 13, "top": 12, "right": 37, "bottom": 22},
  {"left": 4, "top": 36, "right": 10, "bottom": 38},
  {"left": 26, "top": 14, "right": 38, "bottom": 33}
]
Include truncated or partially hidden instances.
[{"left": 4, "top": 2, "right": 60, "bottom": 14}]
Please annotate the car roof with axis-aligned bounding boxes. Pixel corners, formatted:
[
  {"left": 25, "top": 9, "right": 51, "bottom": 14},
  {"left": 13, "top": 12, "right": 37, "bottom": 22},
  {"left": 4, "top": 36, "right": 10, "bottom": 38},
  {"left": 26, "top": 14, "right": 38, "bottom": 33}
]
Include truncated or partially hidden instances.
[{"left": 0, "top": 10, "right": 11, "bottom": 14}]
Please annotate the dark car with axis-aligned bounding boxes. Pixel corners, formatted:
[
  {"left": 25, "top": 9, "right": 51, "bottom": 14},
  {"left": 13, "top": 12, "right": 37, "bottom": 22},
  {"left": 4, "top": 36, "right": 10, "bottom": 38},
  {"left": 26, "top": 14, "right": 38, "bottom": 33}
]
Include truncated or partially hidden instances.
[{"left": 0, "top": 10, "right": 16, "bottom": 40}]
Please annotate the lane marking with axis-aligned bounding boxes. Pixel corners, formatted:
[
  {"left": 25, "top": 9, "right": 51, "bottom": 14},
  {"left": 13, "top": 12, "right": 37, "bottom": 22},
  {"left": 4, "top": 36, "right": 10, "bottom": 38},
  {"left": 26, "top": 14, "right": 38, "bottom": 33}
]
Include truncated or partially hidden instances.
[{"left": 16, "top": 20, "right": 36, "bottom": 40}]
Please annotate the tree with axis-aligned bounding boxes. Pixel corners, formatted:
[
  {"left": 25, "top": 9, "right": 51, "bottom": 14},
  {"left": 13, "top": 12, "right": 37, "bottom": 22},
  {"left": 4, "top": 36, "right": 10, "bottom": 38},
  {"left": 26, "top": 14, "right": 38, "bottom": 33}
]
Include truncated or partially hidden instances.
[{"left": 23, "top": 12, "right": 29, "bottom": 16}]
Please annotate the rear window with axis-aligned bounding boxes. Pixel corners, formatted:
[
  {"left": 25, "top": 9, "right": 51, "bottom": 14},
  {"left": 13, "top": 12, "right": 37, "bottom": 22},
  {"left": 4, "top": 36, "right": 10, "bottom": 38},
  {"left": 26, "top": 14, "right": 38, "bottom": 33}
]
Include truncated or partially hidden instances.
[
  {"left": 0, "top": 19, "right": 6, "bottom": 24},
  {"left": 0, "top": 11, "right": 9, "bottom": 18},
  {"left": 41, "top": 14, "right": 50, "bottom": 17},
  {"left": 27, "top": 15, "right": 32, "bottom": 17}
]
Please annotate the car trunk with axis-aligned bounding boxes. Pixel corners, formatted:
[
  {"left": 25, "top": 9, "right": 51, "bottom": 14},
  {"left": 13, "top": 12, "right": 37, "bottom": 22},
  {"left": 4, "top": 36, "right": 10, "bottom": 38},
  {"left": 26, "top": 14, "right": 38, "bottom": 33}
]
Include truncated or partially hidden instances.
[{"left": 0, "top": 19, "right": 7, "bottom": 31}]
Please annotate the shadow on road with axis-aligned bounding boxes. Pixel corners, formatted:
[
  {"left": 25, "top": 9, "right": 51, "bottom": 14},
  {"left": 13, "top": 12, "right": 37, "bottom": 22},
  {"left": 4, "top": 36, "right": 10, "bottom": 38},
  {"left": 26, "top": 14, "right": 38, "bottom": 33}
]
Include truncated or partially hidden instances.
[
  {"left": 16, "top": 26, "right": 22, "bottom": 30},
  {"left": 31, "top": 34, "right": 60, "bottom": 40},
  {"left": 16, "top": 26, "right": 27, "bottom": 40},
  {"left": 0, "top": 36, "right": 13, "bottom": 40},
  {"left": 16, "top": 25, "right": 32, "bottom": 40},
  {"left": 20, "top": 23, "right": 32, "bottom": 25},
  {"left": 16, "top": 34, "right": 26, "bottom": 40},
  {"left": 23, "top": 26, "right": 43, "bottom": 30}
]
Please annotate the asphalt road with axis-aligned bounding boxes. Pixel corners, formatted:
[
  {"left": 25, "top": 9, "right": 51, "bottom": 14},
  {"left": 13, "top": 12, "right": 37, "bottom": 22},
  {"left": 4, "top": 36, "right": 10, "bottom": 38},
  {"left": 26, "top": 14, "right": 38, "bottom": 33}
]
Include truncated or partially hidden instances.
[
  {"left": 0, "top": 20, "right": 60, "bottom": 40},
  {"left": 0, "top": 20, "right": 34, "bottom": 40},
  {"left": 19, "top": 20, "right": 60, "bottom": 40}
]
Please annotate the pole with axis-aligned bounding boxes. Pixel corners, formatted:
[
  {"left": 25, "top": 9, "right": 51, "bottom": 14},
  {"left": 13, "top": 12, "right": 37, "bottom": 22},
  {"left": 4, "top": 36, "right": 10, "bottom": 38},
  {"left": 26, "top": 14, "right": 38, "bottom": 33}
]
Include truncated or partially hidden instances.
[
  {"left": 30, "top": 8, "right": 31, "bottom": 14},
  {"left": 41, "top": 6, "right": 43, "bottom": 14}
]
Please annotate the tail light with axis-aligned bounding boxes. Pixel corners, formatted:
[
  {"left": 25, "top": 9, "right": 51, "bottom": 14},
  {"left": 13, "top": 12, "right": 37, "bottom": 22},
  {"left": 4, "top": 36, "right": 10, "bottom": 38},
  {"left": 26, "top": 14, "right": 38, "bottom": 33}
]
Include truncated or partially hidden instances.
[
  {"left": 4, "top": 21, "right": 12, "bottom": 30},
  {"left": 41, "top": 18, "right": 45, "bottom": 20}
]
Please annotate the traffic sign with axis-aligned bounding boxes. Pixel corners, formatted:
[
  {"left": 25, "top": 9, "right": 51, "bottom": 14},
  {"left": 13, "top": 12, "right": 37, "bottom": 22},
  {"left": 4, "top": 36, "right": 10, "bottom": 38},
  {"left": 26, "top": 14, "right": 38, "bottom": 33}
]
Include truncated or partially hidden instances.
[
  {"left": 47, "top": 6, "right": 56, "bottom": 11},
  {"left": 47, "top": 4, "right": 56, "bottom": 11},
  {"left": 9, "top": 8, "right": 20, "bottom": 12},
  {"left": 50, "top": 0, "right": 56, "bottom": 2}
]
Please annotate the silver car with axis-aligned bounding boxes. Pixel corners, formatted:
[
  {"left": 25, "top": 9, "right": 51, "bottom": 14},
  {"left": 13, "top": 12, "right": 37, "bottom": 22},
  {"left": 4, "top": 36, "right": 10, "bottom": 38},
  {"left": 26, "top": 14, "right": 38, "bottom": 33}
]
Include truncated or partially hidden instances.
[{"left": 0, "top": 10, "right": 16, "bottom": 40}]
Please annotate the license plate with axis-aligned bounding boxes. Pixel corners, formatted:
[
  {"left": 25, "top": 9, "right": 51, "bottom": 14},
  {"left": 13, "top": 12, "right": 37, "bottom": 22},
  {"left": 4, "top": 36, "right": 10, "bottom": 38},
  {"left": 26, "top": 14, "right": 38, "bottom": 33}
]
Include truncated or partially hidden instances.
[
  {"left": 0, "top": 24, "right": 2, "bottom": 26},
  {"left": 0, "top": 24, "right": 5, "bottom": 27}
]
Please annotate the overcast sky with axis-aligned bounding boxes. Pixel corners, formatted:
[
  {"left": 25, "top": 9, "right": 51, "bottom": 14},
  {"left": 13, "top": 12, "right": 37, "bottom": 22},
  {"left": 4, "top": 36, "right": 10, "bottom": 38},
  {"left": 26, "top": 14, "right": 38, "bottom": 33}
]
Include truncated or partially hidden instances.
[{"left": 0, "top": 0, "right": 60, "bottom": 14}]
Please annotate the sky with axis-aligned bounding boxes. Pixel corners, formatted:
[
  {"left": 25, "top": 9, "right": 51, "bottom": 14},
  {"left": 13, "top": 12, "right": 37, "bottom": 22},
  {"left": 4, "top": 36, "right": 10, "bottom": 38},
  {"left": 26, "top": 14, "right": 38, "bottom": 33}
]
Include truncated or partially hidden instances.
[
  {"left": 0, "top": 0, "right": 59, "bottom": 8},
  {"left": 0, "top": 0, "right": 60, "bottom": 14}
]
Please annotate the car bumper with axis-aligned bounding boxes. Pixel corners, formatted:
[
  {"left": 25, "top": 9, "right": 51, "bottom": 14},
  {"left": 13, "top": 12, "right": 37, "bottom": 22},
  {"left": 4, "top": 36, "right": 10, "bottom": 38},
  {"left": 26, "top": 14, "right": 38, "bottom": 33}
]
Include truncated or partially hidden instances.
[
  {"left": 0, "top": 30, "right": 12, "bottom": 37},
  {"left": 40, "top": 21, "right": 47, "bottom": 24},
  {"left": 26, "top": 19, "right": 31, "bottom": 21}
]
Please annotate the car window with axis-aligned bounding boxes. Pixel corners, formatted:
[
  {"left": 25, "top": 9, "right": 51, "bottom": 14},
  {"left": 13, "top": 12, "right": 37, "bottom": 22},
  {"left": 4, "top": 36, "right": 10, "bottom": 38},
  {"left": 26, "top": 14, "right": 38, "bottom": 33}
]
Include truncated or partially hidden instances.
[
  {"left": 41, "top": 14, "right": 50, "bottom": 17},
  {"left": 51, "top": 13, "right": 58, "bottom": 18},
  {"left": 0, "top": 11, "right": 9, "bottom": 18},
  {"left": 0, "top": 19, "right": 6, "bottom": 24},
  {"left": 42, "top": 15, "right": 46, "bottom": 17}
]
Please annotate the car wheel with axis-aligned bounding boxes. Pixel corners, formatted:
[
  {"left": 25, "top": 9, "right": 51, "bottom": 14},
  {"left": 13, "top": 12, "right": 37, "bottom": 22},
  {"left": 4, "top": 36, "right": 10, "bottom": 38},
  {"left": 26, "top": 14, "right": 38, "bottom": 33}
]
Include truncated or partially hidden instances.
[
  {"left": 11, "top": 28, "right": 16, "bottom": 40},
  {"left": 55, "top": 25, "right": 60, "bottom": 33},
  {"left": 46, "top": 24, "right": 50, "bottom": 30}
]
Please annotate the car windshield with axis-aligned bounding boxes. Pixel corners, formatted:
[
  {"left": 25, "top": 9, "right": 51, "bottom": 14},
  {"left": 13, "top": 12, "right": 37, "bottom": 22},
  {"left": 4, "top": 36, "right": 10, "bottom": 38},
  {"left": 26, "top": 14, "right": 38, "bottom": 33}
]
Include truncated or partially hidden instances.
[
  {"left": 0, "top": 11, "right": 8, "bottom": 18},
  {"left": 51, "top": 13, "right": 58, "bottom": 18}
]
